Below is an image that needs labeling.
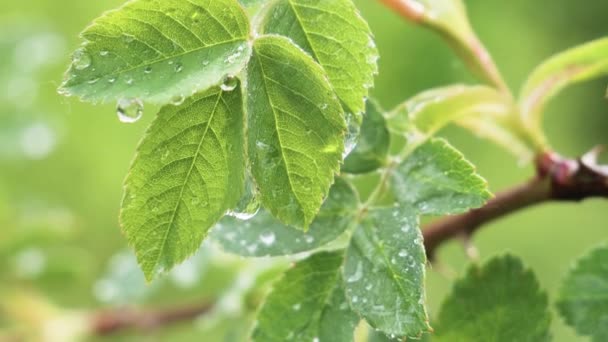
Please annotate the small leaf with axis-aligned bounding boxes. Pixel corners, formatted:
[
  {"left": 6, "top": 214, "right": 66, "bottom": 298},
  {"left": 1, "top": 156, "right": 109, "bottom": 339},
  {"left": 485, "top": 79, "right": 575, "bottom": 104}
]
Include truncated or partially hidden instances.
[
  {"left": 557, "top": 244, "right": 608, "bottom": 342},
  {"left": 520, "top": 38, "right": 608, "bottom": 138},
  {"left": 120, "top": 85, "right": 245, "bottom": 280},
  {"left": 262, "top": 0, "right": 378, "bottom": 114},
  {"left": 247, "top": 35, "right": 345, "bottom": 229},
  {"left": 252, "top": 251, "right": 359, "bottom": 342},
  {"left": 344, "top": 206, "right": 430, "bottom": 338},
  {"left": 387, "top": 84, "right": 531, "bottom": 159},
  {"left": 435, "top": 255, "right": 551, "bottom": 342},
  {"left": 211, "top": 178, "right": 360, "bottom": 257},
  {"left": 391, "top": 138, "right": 491, "bottom": 216},
  {"left": 59, "top": 0, "right": 251, "bottom": 105},
  {"left": 343, "top": 100, "right": 390, "bottom": 174}
]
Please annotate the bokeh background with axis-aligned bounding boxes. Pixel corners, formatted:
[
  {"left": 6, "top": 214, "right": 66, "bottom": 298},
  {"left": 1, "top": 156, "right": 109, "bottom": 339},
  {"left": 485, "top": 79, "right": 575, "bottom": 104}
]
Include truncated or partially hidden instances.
[{"left": 1, "top": 0, "right": 606, "bottom": 341}]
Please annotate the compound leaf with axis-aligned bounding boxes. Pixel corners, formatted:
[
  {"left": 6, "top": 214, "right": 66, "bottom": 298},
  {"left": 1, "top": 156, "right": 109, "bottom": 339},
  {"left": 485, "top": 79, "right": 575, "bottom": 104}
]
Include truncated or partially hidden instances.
[
  {"left": 343, "top": 100, "right": 390, "bottom": 174},
  {"left": 344, "top": 206, "right": 430, "bottom": 338},
  {"left": 435, "top": 255, "right": 551, "bottom": 342},
  {"left": 120, "top": 85, "right": 245, "bottom": 281},
  {"left": 262, "top": 0, "right": 378, "bottom": 115},
  {"left": 557, "top": 244, "right": 608, "bottom": 342},
  {"left": 520, "top": 38, "right": 608, "bottom": 138},
  {"left": 252, "top": 251, "right": 359, "bottom": 342},
  {"left": 211, "top": 178, "right": 359, "bottom": 257},
  {"left": 391, "top": 138, "right": 491, "bottom": 216},
  {"left": 247, "top": 35, "right": 345, "bottom": 229},
  {"left": 59, "top": 0, "right": 251, "bottom": 105}
]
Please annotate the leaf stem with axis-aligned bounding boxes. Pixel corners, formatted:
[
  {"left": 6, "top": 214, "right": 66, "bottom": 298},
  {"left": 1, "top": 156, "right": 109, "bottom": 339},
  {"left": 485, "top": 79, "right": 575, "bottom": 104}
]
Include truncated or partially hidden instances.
[{"left": 423, "top": 148, "right": 608, "bottom": 259}]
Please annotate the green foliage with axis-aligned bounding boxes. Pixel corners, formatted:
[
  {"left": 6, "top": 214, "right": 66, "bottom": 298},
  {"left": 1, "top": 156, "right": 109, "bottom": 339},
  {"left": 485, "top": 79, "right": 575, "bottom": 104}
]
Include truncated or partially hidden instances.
[
  {"left": 211, "top": 178, "right": 359, "bottom": 257},
  {"left": 252, "top": 251, "right": 359, "bottom": 342},
  {"left": 55, "top": 0, "right": 608, "bottom": 340},
  {"left": 343, "top": 100, "right": 390, "bottom": 174},
  {"left": 59, "top": 0, "right": 251, "bottom": 105},
  {"left": 391, "top": 138, "right": 492, "bottom": 216},
  {"left": 120, "top": 86, "right": 245, "bottom": 280},
  {"left": 344, "top": 206, "right": 430, "bottom": 338},
  {"left": 434, "top": 255, "right": 551, "bottom": 342},
  {"left": 246, "top": 35, "right": 345, "bottom": 228},
  {"left": 262, "top": 0, "right": 378, "bottom": 115},
  {"left": 557, "top": 244, "right": 608, "bottom": 342},
  {"left": 519, "top": 38, "right": 608, "bottom": 140}
]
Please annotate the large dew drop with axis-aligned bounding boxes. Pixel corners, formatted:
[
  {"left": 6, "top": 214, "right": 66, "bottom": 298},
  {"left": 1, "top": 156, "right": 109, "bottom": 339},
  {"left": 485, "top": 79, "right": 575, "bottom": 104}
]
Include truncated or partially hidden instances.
[
  {"left": 116, "top": 98, "right": 144, "bottom": 124},
  {"left": 220, "top": 75, "right": 238, "bottom": 92},
  {"left": 226, "top": 174, "right": 260, "bottom": 220},
  {"left": 343, "top": 112, "right": 361, "bottom": 158},
  {"left": 72, "top": 48, "right": 91, "bottom": 70}
]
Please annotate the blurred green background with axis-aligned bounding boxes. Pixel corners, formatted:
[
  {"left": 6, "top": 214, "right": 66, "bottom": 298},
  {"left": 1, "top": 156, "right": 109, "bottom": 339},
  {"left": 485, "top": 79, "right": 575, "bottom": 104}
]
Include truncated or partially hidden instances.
[{"left": 0, "top": 0, "right": 606, "bottom": 341}]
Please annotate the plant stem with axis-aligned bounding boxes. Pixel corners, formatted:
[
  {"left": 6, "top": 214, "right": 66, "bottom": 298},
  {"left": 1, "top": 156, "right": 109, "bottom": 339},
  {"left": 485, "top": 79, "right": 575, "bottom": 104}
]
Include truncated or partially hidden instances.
[
  {"left": 91, "top": 301, "right": 214, "bottom": 335},
  {"left": 423, "top": 149, "right": 608, "bottom": 259}
]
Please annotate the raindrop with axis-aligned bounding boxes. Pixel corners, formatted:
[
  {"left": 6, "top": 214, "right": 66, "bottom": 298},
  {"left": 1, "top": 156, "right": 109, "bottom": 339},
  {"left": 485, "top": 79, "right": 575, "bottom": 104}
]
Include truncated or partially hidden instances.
[
  {"left": 343, "top": 112, "right": 361, "bottom": 158},
  {"left": 171, "top": 94, "right": 185, "bottom": 106},
  {"left": 87, "top": 77, "right": 100, "bottom": 84},
  {"left": 144, "top": 66, "right": 152, "bottom": 74},
  {"left": 347, "top": 261, "right": 363, "bottom": 283},
  {"left": 226, "top": 173, "right": 261, "bottom": 220},
  {"left": 399, "top": 250, "right": 409, "bottom": 257},
  {"left": 116, "top": 98, "right": 144, "bottom": 123},
  {"left": 100, "top": 50, "right": 109, "bottom": 57},
  {"left": 72, "top": 48, "right": 91, "bottom": 70},
  {"left": 220, "top": 75, "right": 238, "bottom": 91},
  {"left": 202, "top": 60, "right": 209, "bottom": 66},
  {"left": 259, "top": 232, "right": 276, "bottom": 246},
  {"left": 108, "top": 76, "right": 116, "bottom": 84},
  {"left": 175, "top": 62, "right": 183, "bottom": 73},
  {"left": 125, "top": 77, "right": 134, "bottom": 85}
]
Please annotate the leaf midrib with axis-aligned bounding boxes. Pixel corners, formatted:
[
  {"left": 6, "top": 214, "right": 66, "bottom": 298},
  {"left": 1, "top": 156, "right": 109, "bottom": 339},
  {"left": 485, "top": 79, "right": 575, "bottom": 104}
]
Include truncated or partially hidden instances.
[
  {"left": 152, "top": 90, "right": 224, "bottom": 273},
  {"left": 253, "top": 44, "right": 306, "bottom": 223}
]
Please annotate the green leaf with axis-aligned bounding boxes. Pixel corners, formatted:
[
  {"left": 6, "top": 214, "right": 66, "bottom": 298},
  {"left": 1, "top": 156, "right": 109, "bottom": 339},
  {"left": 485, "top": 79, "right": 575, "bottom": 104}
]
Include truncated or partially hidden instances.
[
  {"left": 519, "top": 38, "right": 608, "bottom": 139},
  {"left": 59, "top": 0, "right": 251, "bottom": 105},
  {"left": 435, "top": 255, "right": 551, "bottom": 342},
  {"left": 120, "top": 85, "right": 245, "bottom": 281},
  {"left": 387, "top": 84, "right": 532, "bottom": 159},
  {"left": 211, "top": 178, "right": 360, "bottom": 257},
  {"left": 262, "top": 0, "right": 378, "bottom": 114},
  {"left": 344, "top": 206, "right": 430, "bottom": 338},
  {"left": 391, "top": 138, "right": 491, "bottom": 216},
  {"left": 557, "top": 244, "right": 608, "bottom": 342},
  {"left": 343, "top": 100, "right": 390, "bottom": 174},
  {"left": 247, "top": 35, "right": 345, "bottom": 229},
  {"left": 252, "top": 251, "right": 359, "bottom": 342}
]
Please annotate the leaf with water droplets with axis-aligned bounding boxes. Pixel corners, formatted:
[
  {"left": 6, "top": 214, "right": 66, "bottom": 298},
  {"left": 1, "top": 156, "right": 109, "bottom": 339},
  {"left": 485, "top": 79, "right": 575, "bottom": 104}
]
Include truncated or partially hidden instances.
[
  {"left": 434, "top": 255, "right": 551, "bottom": 342},
  {"left": 211, "top": 177, "right": 359, "bottom": 257},
  {"left": 557, "top": 244, "right": 608, "bottom": 342},
  {"left": 58, "top": 0, "right": 251, "bottom": 105},
  {"left": 343, "top": 99, "right": 390, "bottom": 174},
  {"left": 344, "top": 206, "right": 430, "bottom": 338},
  {"left": 262, "top": 0, "right": 378, "bottom": 115},
  {"left": 391, "top": 138, "right": 491, "bottom": 216},
  {"left": 520, "top": 38, "right": 608, "bottom": 143},
  {"left": 247, "top": 35, "right": 345, "bottom": 229},
  {"left": 120, "top": 84, "right": 245, "bottom": 281},
  {"left": 252, "top": 251, "right": 359, "bottom": 342}
]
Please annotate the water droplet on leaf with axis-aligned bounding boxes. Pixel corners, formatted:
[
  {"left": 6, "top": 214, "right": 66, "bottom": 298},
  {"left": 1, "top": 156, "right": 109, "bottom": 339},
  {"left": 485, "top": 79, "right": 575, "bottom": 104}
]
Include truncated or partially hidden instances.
[
  {"left": 259, "top": 232, "right": 276, "bottom": 246},
  {"left": 343, "top": 112, "right": 361, "bottom": 158},
  {"left": 226, "top": 173, "right": 260, "bottom": 220},
  {"left": 171, "top": 94, "right": 185, "bottom": 106},
  {"left": 220, "top": 75, "right": 238, "bottom": 92},
  {"left": 116, "top": 98, "right": 144, "bottom": 123},
  {"left": 72, "top": 48, "right": 91, "bottom": 70}
]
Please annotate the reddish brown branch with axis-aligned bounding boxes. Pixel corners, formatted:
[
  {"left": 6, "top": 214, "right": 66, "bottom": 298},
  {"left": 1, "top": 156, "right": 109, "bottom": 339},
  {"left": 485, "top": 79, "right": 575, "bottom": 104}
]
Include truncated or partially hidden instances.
[
  {"left": 91, "top": 301, "right": 214, "bottom": 335},
  {"left": 423, "top": 148, "right": 608, "bottom": 259}
]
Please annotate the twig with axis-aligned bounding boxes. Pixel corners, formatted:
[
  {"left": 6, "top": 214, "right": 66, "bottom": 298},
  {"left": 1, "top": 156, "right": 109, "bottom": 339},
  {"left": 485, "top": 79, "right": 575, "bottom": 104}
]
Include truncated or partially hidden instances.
[
  {"left": 91, "top": 301, "right": 214, "bottom": 335},
  {"left": 423, "top": 148, "right": 608, "bottom": 259}
]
